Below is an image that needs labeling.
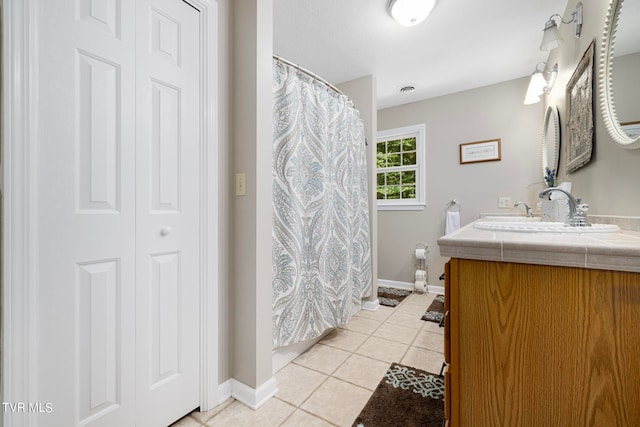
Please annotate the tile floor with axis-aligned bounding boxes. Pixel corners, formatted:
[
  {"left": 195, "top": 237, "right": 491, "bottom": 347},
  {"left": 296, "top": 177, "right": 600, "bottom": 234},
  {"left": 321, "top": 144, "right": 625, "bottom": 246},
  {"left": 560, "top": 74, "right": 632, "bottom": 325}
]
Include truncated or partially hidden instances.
[{"left": 172, "top": 292, "right": 444, "bottom": 427}]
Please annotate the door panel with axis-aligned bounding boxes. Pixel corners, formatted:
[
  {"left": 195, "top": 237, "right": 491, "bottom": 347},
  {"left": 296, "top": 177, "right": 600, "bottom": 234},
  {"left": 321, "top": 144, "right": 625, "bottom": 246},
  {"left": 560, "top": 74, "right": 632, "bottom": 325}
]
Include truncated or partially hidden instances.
[
  {"left": 35, "top": 0, "right": 201, "bottom": 425},
  {"left": 135, "top": 0, "right": 201, "bottom": 425},
  {"left": 37, "top": 0, "right": 136, "bottom": 425}
]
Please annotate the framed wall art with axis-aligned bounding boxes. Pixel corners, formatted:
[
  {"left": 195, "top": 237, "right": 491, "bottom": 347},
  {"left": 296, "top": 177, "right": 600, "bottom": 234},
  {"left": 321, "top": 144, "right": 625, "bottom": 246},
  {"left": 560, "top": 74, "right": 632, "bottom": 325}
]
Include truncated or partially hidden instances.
[
  {"left": 566, "top": 41, "right": 594, "bottom": 174},
  {"left": 459, "top": 139, "right": 501, "bottom": 164}
]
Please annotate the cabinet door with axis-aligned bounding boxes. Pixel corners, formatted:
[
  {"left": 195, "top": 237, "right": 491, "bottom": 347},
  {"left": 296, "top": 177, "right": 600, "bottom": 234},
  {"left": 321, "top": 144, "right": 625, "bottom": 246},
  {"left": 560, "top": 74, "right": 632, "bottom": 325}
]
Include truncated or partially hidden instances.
[{"left": 454, "top": 259, "right": 640, "bottom": 426}]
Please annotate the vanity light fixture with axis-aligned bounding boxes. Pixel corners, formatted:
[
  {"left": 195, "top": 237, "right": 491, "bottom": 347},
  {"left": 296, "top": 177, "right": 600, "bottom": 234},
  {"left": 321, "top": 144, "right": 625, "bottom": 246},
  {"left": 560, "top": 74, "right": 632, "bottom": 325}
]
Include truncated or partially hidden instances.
[
  {"left": 540, "top": 2, "right": 583, "bottom": 51},
  {"left": 388, "top": 0, "right": 437, "bottom": 27},
  {"left": 524, "top": 62, "right": 558, "bottom": 105}
]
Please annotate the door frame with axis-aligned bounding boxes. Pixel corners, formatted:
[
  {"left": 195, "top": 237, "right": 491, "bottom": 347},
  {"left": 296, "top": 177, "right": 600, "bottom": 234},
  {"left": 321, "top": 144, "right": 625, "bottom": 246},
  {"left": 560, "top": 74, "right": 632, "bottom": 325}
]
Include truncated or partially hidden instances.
[{"left": 1, "top": 0, "right": 220, "bottom": 425}]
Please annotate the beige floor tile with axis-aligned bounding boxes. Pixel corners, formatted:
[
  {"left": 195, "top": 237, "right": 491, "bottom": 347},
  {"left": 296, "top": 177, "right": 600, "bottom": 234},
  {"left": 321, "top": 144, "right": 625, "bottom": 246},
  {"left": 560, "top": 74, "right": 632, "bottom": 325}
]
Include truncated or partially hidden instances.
[
  {"left": 373, "top": 322, "right": 420, "bottom": 345},
  {"left": 386, "top": 310, "right": 427, "bottom": 330},
  {"left": 401, "top": 346, "right": 444, "bottom": 375},
  {"left": 280, "top": 409, "right": 334, "bottom": 427},
  {"left": 338, "top": 316, "right": 381, "bottom": 335},
  {"left": 404, "top": 292, "right": 433, "bottom": 305},
  {"left": 275, "top": 363, "right": 328, "bottom": 406},
  {"left": 301, "top": 377, "right": 372, "bottom": 426},
  {"left": 293, "top": 343, "right": 351, "bottom": 375},
  {"left": 189, "top": 398, "right": 235, "bottom": 424},
  {"left": 332, "top": 353, "right": 390, "bottom": 391},
  {"left": 355, "top": 336, "right": 409, "bottom": 364},
  {"left": 170, "top": 415, "right": 203, "bottom": 427},
  {"left": 413, "top": 330, "right": 444, "bottom": 353},
  {"left": 206, "top": 399, "right": 295, "bottom": 427},
  {"left": 395, "top": 301, "right": 429, "bottom": 316},
  {"left": 354, "top": 305, "right": 394, "bottom": 322},
  {"left": 320, "top": 328, "right": 368, "bottom": 352},
  {"left": 422, "top": 319, "right": 445, "bottom": 334}
]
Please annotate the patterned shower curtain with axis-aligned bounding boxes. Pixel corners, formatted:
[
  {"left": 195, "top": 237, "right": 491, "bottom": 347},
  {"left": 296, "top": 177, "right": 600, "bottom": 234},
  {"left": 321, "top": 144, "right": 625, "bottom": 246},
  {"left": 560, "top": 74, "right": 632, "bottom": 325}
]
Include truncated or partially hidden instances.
[{"left": 272, "top": 60, "right": 372, "bottom": 349}]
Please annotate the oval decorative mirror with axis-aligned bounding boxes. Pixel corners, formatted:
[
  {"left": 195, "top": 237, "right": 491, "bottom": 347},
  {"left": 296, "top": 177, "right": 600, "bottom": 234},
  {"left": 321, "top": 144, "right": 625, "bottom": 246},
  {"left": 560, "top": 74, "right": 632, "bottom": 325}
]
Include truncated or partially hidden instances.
[
  {"left": 542, "top": 105, "right": 560, "bottom": 181},
  {"left": 599, "top": 0, "right": 640, "bottom": 149}
]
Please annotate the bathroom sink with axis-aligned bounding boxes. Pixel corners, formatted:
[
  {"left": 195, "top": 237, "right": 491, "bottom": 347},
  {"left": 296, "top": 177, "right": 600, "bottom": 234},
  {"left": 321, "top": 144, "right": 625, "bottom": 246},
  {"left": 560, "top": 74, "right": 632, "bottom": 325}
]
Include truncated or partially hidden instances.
[
  {"left": 479, "top": 216, "right": 540, "bottom": 222},
  {"left": 474, "top": 221, "right": 621, "bottom": 233}
]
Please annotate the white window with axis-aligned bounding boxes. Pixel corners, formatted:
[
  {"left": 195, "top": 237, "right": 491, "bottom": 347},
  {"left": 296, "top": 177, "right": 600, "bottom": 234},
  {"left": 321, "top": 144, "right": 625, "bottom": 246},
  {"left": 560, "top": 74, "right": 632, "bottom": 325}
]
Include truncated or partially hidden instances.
[{"left": 376, "top": 124, "right": 426, "bottom": 211}]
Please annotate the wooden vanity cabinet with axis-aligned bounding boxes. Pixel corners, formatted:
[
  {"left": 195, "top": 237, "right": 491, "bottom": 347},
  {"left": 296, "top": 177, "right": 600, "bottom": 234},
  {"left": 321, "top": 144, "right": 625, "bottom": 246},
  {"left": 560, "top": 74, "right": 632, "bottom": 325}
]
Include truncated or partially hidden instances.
[{"left": 444, "top": 258, "right": 640, "bottom": 426}]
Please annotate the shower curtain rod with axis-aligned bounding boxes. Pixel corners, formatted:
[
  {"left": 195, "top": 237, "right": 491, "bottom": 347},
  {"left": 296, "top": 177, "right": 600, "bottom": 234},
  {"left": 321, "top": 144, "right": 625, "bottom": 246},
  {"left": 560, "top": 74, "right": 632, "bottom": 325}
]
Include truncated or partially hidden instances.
[{"left": 273, "top": 55, "right": 346, "bottom": 98}]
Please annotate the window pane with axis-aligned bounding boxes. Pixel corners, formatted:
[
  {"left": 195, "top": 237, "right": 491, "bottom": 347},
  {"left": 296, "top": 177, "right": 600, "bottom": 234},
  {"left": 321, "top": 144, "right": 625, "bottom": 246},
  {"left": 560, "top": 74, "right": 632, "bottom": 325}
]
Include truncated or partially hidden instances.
[
  {"left": 386, "top": 172, "right": 400, "bottom": 185},
  {"left": 386, "top": 185, "right": 401, "bottom": 199},
  {"left": 387, "top": 153, "right": 401, "bottom": 167},
  {"left": 402, "top": 137, "right": 416, "bottom": 152},
  {"left": 376, "top": 153, "right": 386, "bottom": 168},
  {"left": 401, "top": 185, "right": 416, "bottom": 199},
  {"left": 401, "top": 170, "right": 415, "bottom": 184},
  {"left": 402, "top": 152, "right": 416, "bottom": 165},
  {"left": 376, "top": 188, "right": 386, "bottom": 200},
  {"left": 376, "top": 142, "right": 386, "bottom": 154},
  {"left": 377, "top": 173, "right": 385, "bottom": 186},
  {"left": 387, "top": 139, "right": 401, "bottom": 153}
]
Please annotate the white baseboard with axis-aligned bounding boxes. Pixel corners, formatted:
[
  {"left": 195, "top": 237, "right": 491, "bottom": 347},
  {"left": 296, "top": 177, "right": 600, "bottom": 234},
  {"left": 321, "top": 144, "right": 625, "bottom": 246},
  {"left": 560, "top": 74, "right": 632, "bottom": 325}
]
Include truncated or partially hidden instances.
[
  {"left": 216, "top": 377, "right": 278, "bottom": 410},
  {"left": 217, "top": 379, "right": 233, "bottom": 405},
  {"left": 427, "top": 285, "right": 445, "bottom": 295},
  {"left": 361, "top": 298, "right": 379, "bottom": 311},
  {"left": 377, "top": 279, "right": 414, "bottom": 291},
  {"left": 378, "top": 279, "right": 444, "bottom": 296}
]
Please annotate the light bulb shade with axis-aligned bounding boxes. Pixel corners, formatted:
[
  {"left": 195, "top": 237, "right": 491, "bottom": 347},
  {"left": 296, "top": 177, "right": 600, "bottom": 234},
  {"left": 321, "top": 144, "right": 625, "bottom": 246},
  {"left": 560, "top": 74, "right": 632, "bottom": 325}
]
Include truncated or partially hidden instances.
[
  {"left": 388, "top": 0, "right": 437, "bottom": 27},
  {"left": 540, "top": 20, "right": 563, "bottom": 51},
  {"left": 523, "top": 93, "right": 541, "bottom": 105},
  {"left": 527, "top": 71, "right": 547, "bottom": 97}
]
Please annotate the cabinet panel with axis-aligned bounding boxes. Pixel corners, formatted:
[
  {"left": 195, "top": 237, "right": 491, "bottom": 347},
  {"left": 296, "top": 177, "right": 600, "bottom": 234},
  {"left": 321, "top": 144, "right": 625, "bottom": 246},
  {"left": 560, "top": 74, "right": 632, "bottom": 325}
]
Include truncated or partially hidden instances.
[{"left": 449, "top": 258, "right": 640, "bottom": 426}]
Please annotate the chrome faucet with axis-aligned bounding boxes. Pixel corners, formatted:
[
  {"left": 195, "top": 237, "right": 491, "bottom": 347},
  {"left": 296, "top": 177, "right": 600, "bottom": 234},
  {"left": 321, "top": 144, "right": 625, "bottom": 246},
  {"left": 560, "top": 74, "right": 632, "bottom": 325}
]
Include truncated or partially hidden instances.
[
  {"left": 538, "top": 187, "right": 591, "bottom": 227},
  {"left": 514, "top": 202, "right": 533, "bottom": 217}
]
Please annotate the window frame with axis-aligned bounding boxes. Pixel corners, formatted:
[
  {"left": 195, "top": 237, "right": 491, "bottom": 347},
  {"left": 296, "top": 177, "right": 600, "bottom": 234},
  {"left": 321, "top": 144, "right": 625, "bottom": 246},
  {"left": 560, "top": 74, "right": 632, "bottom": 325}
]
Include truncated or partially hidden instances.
[{"left": 376, "top": 124, "right": 426, "bottom": 211}]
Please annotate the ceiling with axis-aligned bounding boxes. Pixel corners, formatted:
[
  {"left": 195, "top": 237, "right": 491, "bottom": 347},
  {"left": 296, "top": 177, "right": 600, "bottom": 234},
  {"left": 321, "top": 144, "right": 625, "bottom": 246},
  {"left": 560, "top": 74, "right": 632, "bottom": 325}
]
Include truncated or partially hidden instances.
[{"left": 273, "top": 0, "right": 570, "bottom": 109}]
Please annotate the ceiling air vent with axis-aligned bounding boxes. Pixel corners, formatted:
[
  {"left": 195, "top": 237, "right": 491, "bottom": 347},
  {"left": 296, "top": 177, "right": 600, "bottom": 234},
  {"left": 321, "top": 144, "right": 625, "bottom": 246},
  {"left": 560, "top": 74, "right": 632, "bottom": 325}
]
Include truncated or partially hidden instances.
[{"left": 399, "top": 85, "right": 416, "bottom": 93}]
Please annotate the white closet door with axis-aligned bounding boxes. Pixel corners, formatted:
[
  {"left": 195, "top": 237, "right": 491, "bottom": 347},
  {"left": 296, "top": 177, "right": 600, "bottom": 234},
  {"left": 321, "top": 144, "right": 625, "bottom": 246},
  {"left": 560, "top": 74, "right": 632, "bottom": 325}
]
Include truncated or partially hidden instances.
[
  {"left": 135, "top": 0, "right": 201, "bottom": 425},
  {"left": 35, "top": 0, "right": 201, "bottom": 426},
  {"left": 36, "top": 0, "right": 137, "bottom": 425}
]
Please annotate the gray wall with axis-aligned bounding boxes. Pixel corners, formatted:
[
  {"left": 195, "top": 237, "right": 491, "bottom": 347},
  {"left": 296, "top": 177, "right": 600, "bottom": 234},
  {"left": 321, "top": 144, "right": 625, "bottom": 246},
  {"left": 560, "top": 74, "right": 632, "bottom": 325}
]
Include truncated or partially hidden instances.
[
  {"left": 377, "top": 79, "right": 542, "bottom": 285},
  {"left": 376, "top": 0, "right": 640, "bottom": 286},
  {"left": 337, "top": 76, "right": 379, "bottom": 300},
  {"left": 217, "top": 0, "right": 274, "bottom": 390},
  {"left": 216, "top": 0, "right": 640, "bottom": 394},
  {"left": 545, "top": 0, "right": 640, "bottom": 216}
]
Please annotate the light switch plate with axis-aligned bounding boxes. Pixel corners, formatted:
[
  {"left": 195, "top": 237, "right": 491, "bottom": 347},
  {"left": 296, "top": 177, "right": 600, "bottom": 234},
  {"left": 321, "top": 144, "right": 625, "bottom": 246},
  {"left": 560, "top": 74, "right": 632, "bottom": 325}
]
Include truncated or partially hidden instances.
[{"left": 236, "top": 173, "right": 246, "bottom": 196}]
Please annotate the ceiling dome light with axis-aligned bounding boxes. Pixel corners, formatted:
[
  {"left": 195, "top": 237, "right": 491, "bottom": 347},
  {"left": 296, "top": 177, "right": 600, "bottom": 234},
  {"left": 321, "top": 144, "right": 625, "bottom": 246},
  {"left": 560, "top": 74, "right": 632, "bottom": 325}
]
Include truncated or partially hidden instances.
[{"left": 388, "top": 0, "right": 437, "bottom": 27}]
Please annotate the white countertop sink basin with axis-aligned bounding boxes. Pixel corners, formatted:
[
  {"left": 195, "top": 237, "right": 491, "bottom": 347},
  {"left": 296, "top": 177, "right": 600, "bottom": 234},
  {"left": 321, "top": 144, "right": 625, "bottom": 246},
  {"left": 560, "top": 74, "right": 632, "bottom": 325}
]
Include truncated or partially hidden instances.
[{"left": 474, "top": 221, "right": 621, "bottom": 233}]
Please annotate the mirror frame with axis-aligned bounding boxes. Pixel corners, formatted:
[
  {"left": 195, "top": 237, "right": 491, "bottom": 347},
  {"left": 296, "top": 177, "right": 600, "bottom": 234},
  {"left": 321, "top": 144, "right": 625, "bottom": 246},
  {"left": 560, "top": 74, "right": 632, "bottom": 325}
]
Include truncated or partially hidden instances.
[
  {"left": 542, "top": 105, "right": 560, "bottom": 179},
  {"left": 599, "top": 0, "right": 640, "bottom": 149}
]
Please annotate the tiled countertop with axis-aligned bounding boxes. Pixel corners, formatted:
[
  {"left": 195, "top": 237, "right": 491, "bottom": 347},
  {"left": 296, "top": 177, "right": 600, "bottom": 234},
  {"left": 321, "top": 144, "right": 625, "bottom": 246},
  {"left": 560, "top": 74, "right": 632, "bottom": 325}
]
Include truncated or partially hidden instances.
[{"left": 438, "top": 217, "right": 640, "bottom": 273}]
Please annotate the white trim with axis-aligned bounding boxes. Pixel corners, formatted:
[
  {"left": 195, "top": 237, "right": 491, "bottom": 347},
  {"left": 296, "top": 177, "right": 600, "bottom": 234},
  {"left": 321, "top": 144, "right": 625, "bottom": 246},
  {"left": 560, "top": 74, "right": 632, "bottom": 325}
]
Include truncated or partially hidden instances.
[
  {"left": 377, "top": 203, "right": 426, "bottom": 211},
  {"left": 361, "top": 298, "right": 380, "bottom": 311},
  {"left": 2, "top": 0, "right": 220, "bottom": 421},
  {"left": 376, "top": 124, "right": 426, "bottom": 210},
  {"left": 377, "top": 279, "right": 414, "bottom": 291},
  {"left": 230, "top": 378, "right": 279, "bottom": 411},
  {"left": 2, "top": 1, "right": 39, "bottom": 426},
  {"left": 427, "top": 285, "right": 445, "bottom": 295},
  {"left": 216, "top": 379, "right": 233, "bottom": 405},
  {"left": 187, "top": 0, "right": 220, "bottom": 412},
  {"left": 377, "top": 279, "right": 444, "bottom": 295}
]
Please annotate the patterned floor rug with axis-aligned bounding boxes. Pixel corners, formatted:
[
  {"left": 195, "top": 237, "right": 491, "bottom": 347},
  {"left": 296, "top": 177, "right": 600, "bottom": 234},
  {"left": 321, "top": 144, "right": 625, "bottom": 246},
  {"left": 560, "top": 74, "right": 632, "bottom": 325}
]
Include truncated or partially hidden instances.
[
  {"left": 353, "top": 363, "right": 445, "bottom": 427},
  {"left": 377, "top": 286, "right": 412, "bottom": 307},
  {"left": 421, "top": 294, "right": 445, "bottom": 323}
]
